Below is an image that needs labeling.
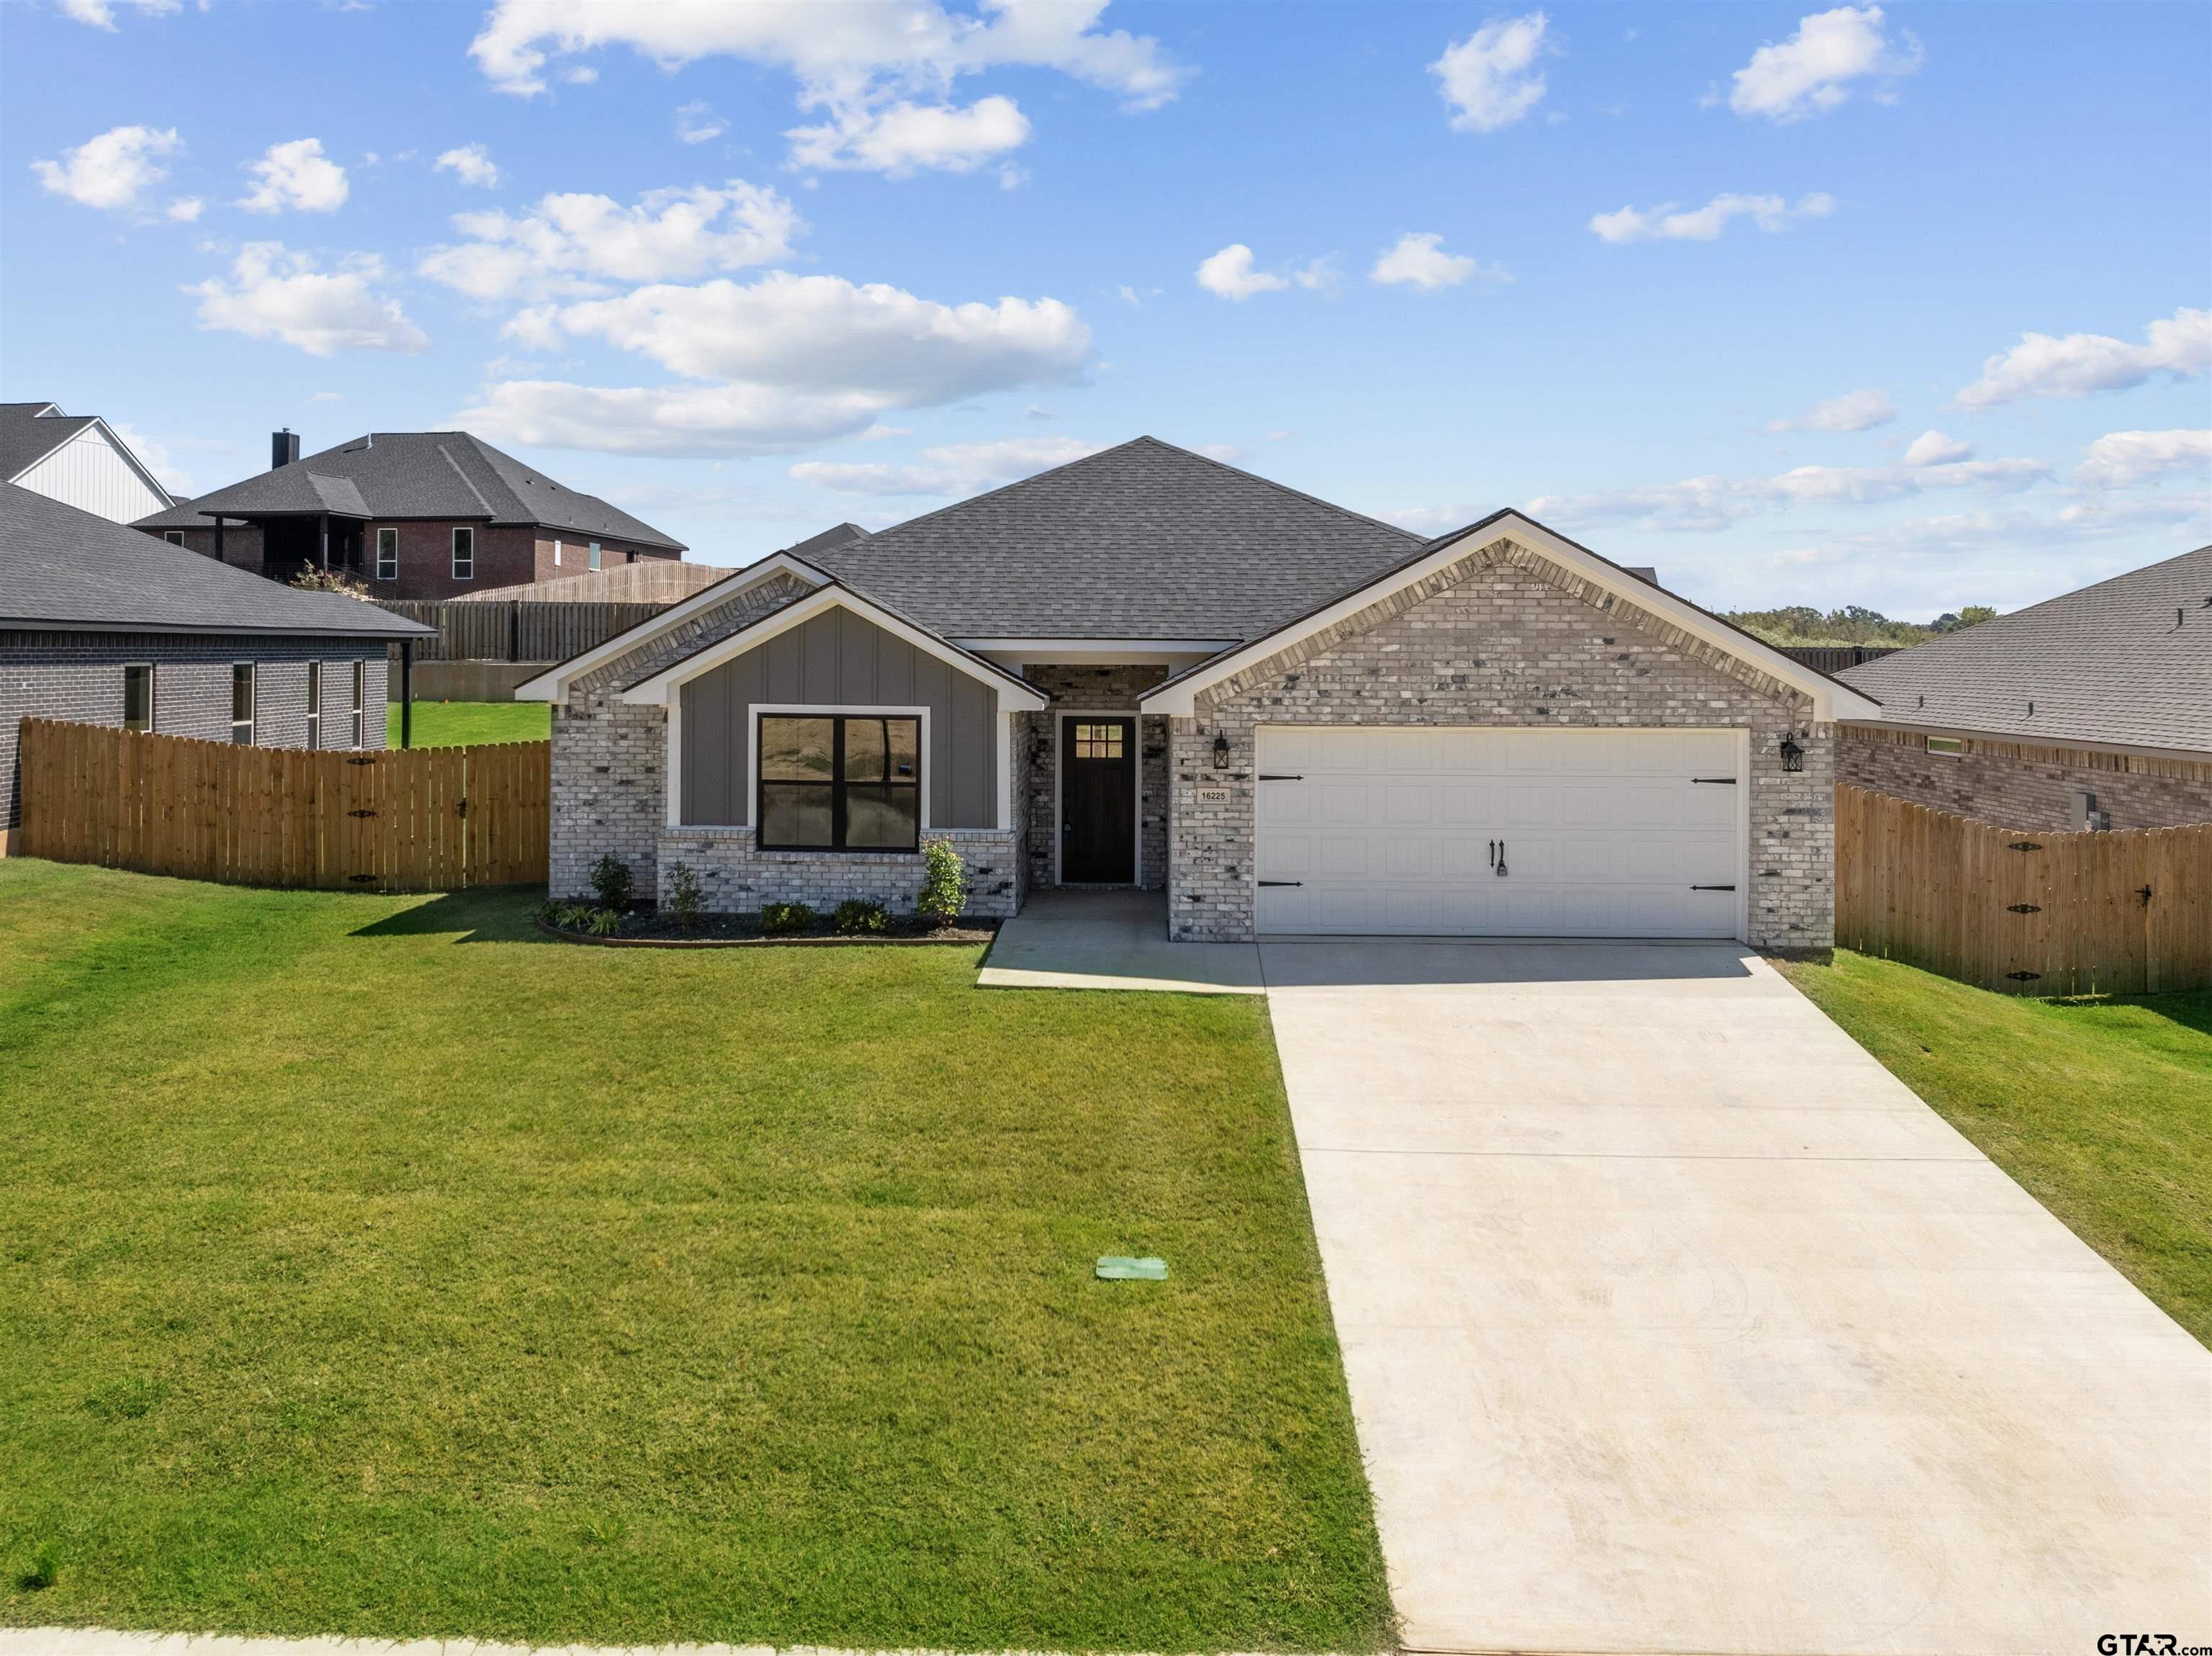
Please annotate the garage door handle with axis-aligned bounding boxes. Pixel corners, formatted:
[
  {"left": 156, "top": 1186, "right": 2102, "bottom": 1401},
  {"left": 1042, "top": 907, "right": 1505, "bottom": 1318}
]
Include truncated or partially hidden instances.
[
  {"left": 1691, "top": 884, "right": 1737, "bottom": 891},
  {"left": 1258, "top": 880, "right": 1303, "bottom": 887},
  {"left": 1258, "top": 773, "right": 1303, "bottom": 780},
  {"left": 1691, "top": 777, "right": 1737, "bottom": 784}
]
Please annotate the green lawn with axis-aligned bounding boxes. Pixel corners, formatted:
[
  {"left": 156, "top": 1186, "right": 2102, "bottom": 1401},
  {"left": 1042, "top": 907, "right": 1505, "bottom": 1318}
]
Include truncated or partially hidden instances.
[
  {"left": 0, "top": 861, "right": 1390, "bottom": 1650},
  {"left": 1778, "top": 950, "right": 2212, "bottom": 1345},
  {"left": 385, "top": 699, "right": 549, "bottom": 747}
]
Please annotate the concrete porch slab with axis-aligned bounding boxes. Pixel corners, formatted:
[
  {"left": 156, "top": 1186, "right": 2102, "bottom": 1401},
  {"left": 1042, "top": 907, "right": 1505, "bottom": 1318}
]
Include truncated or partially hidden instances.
[{"left": 976, "top": 889, "right": 1264, "bottom": 994}]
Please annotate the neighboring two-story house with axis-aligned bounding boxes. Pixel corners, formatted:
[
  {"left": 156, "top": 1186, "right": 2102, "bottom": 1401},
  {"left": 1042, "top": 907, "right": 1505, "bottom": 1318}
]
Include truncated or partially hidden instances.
[
  {"left": 134, "top": 430, "right": 686, "bottom": 600},
  {"left": 2, "top": 400, "right": 173, "bottom": 524}
]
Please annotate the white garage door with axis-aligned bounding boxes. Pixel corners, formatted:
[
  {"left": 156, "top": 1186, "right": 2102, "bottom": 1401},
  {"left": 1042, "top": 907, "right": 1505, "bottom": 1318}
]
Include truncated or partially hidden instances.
[{"left": 1254, "top": 726, "right": 1745, "bottom": 938}]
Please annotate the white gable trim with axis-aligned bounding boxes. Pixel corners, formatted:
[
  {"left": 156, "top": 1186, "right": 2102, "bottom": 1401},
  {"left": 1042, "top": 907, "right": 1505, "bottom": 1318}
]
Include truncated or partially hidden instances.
[
  {"left": 1138, "top": 513, "right": 1883, "bottom": 721},
  {"left": 513, "top": 552, "right": 830, "bottom": 701},
  {"left": 619, "top": 584, "right": 1049, "bottom": 711}
]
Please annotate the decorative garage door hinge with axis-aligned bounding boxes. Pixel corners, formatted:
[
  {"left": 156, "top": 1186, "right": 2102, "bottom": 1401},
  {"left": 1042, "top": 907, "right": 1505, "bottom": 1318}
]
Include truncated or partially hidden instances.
[
  {"left": 1257, "top": 880, "right": 1303, "bottom": 887},
  {"left": 1691, "top": 884, "right": 1737, "bottom": 891},
  {"left": 1691, "top": 776, "right": 1737, "bottom": 784},
  {"left": 1258, "top": 773, "right": 1303, "bottom": 780}
]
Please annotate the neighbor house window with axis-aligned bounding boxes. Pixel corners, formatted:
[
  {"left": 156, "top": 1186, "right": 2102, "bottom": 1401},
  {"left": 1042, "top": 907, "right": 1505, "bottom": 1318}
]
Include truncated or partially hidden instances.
[
  {"left": 350, "top": 661, "right": 365, "bottom": 749},
  {"left": 1927, "top": 736, "right": 1966, "bottom": 757},
  {"left": 451, "top": 526, "right": 475, "bottom": 580},
  {"left": 306, "top": 661, "right": 322, "bottom": 749},
  {"left": 588, "top": 541, "right": 602, "bottom": 571},
  {"left": 376, "top": 527, "right": 398, "bottom": 581},
  {"left": 757, "top": 714, "right": 920, "bottom": 851},
  {"left": 162, "top": 530, "right": 185, "bottom": 547},
  {"left": 553, "top": 538, "right": 563, "bottom": 567},
  {"left": 123, "top": 664, "right": 155, "bottom": 732},
  {"left": 230, "top": 663, "right": 255, "bottom": 744}
]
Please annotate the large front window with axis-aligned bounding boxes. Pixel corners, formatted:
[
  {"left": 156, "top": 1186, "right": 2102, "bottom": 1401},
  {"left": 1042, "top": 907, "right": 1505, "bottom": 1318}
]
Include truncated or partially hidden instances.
[{"left": 757, "top": 714, "right": 920, "bottom": 851}]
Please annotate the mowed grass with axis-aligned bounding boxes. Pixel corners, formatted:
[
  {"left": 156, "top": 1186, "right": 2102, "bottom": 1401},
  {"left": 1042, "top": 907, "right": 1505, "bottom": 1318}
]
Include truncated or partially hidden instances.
[
  {"left": 385, "top": 699, "right": 549, "bottom": 747},
  {"left": 0, "top": 860, "right": 1390, "bottom": 1650},
  {"left": 1777, "top": 950, "right": 2212, "bottom": 1345}
]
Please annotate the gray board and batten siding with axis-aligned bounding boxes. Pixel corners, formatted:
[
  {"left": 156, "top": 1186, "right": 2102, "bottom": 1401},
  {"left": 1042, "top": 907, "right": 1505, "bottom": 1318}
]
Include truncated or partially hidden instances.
[{"left": 678, "top": 606, "right": 1002, "bottom": 829}]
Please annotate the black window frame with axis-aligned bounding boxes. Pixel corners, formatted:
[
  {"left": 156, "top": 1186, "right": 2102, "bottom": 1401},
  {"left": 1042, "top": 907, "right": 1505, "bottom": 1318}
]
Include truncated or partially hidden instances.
[
  {"left": 230, "top": 662, "right": 255, "bottom": 745},
  {"left": 451, "top": 525, "right": 475, "bottom": 580},
  {"left": 122, "top": 662, "right": 156, "bottom": 733},
  {"left": 375, "top": 526, "right": 399, "bottom": 581},
  {"left": 755, "top": 713, "right": 922, "bottom": 853},
  {"left": 350, "top": 660, "right": 364, "bottom": 749},
  {"left": 305, "top": 660, "right": 322, "bottom": 750},
  {"left": 161, "top": 530, "right": 185, "bottom": 547}
]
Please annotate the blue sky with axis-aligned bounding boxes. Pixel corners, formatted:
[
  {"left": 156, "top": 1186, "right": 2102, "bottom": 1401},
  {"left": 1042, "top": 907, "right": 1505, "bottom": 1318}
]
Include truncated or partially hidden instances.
[{"left": 6, "top": 0, "right": 2207, "bottom": 618}]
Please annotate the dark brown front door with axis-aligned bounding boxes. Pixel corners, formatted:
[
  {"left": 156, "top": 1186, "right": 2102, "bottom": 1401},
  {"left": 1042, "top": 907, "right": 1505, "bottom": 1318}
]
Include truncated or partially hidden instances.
[{"left": 1061, "top": 716, "right": 1136, "bottom": 883}]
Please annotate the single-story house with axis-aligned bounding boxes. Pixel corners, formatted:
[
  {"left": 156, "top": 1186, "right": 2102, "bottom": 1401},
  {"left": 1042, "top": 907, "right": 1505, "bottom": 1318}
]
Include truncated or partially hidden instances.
[
  {"left": 520, "top": 438, "right": 1876, "bottom": 945},
  {"left": 1, "top": 483, "right": 433, "bottom": 850},
  {"left": 1837, "top": 544, "right": 2211, "bottom": 831},
  {"left": 133, "top": 430, "right": 685, "bottom": 600},
  {"left": 2, "top": 400, "right": 173, "bottom": 523}
]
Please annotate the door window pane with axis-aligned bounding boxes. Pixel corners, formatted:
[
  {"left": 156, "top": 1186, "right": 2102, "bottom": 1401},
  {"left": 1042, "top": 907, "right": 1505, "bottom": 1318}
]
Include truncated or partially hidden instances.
[
  {"left": 760, "top": 717, "right": 835, "bottom": 780},
  {"left": 760, "top": 784, "right": 835, "bottom": 847}
]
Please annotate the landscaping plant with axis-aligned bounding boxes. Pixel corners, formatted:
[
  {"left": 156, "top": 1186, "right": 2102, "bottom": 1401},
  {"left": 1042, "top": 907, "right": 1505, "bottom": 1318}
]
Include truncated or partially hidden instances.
[
  {"left": 833, "top": 898, "right": 889, "bottom": 935},
  {"left": 915, "top": 837, "right": 969, "bottom": 928},
  {"left": 588, "top": 854, "right": 634, "bottom": 912},
  {"left": 757, "top": 900, "right": 815, "bottom": 935},
  {"left": 665, "top": 862, "right": 705, "bottom": 933}
]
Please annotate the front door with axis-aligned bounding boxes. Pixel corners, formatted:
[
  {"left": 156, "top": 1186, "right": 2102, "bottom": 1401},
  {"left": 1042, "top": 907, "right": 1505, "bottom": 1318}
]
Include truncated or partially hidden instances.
[{"left": 1061, "top": 716, "right": 1136, "bottom": 883}]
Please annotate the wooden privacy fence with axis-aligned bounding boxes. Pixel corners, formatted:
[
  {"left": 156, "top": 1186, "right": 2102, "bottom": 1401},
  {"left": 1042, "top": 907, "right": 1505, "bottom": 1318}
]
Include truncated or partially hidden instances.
[
  {"left": 1836, "top": 783, "right": 2211, "bottom": 995},
  {"left": 17, "top": 719, "right": 549, "bottom": 891},
  {"left": 374, "top": 600, "right": 663, "bottom": 662}
]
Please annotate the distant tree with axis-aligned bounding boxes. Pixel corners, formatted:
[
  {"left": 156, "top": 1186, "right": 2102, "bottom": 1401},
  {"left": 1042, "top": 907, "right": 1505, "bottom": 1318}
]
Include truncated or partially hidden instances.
[{"left": 1954, "top": 604, "right": 1998, "bottom": 628}]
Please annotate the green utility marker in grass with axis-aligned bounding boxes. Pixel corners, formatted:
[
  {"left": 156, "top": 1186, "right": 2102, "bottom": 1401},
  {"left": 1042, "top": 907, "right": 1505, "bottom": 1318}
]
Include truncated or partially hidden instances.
[{"left": 1096, "top": 1255, "right": 1168, "bottom": 1280}]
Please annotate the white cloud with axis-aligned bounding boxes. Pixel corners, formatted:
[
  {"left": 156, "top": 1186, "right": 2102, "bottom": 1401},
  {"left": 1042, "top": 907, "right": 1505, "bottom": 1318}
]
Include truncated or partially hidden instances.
[
  {"left": 1902, "top": 429, "right": 1973, "bottom": 467},
  {"left": 1196, "top": 243, "right": 1287, "bottom": 300},
  {"left": 458, "top": 271, "right": 1090, "bottom": 457},
  {"left": 104, "top": 421, "right": 192, "bottom": 495},
  {"left": 792, "top": 435, "right": 1104, "bottom": 496},
  {"left": 675, "top": 102, "right": 727, "bottom": 145},
  {"left": 31, "top": 124, "right": 180, "bottom": 211},
  {"left": 1953, "top": 307, "right": 2212, "bottom": 410},
  {"left": 788, "top": 94, "right": 1030, "bottom": 175},
  {"left": 2074, "top": 429, "right": 2212, "bottom": 490},
  {"left": 1528, "top": 454, "right": 2051, "bottom": 532},
  {"left": 238, "top": 138, "right": 349, "bottom": 214},
  {"left": 1767, "top": 389, "right": 1894, "bottom": 433},
  {"left": 187, "top": 243, "right": 428, "bottom": 357},
  {"left": 166, "top": 196, "right": 203, "bottom": 222},
  {"left": 1728, "top": 5, "right": 1921, "bottom": 122},
  {"left": 1591, "top": 191, "right": 1833, "bottom": 243},
  {"left": 1431, "top": 12, "right": 1548, "bottom": 133},
  {"left": 434, "top": 144, "right": 501, "bottom": 188},
  {"left": 60, "top": 0, "right": 177, "bottom": 29},
  {"left": 418, "top": 180, "right": 801, "bottom": 301},
  {"left": 1370, "top": 232, "right": 1506, "bottom": 292}
]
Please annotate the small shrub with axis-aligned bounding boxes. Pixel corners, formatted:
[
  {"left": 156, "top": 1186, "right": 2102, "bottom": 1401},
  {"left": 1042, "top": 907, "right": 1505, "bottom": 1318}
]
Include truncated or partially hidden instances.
[
  {"left": 589, "top": 854, "right": 634, "bottom": 910},
  {"left": 916, "top": 837, "right": 970, "bottom": 927},
  {"left": 287, "top": 564, "right": 373, "bottom": 600},
  {"left": 833, "top": 898, "right": 889, "bottom": 935},
  {"left": 585, "top": 908, "right": 623, "bottom": 937},
  {"left": 757, "top": 901, "right": 816, "bottom": 936},
  {"left": 665, "top": 861, "right": 705, "bottom": 932}
]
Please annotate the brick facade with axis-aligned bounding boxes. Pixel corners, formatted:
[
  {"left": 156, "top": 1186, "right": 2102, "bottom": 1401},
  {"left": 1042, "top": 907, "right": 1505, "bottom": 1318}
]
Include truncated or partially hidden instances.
[
  {"left": 152, "top": 519, "right": 677, "bottom": 602},
  {"left": 1, "top": 629, "right": 389, "bottom": 830},
  {"left": 1017, "top": 664, "right": 1171, "bottom": 891},
  {"left": 1837, "top": 725, "right": 2212, "bottom": 831},
  {"left": 1164, "top": 537, "right": 1835, "bottom": 946},
  {"left": 655, "top": 826, "right": 1022, "bottom": 919}
]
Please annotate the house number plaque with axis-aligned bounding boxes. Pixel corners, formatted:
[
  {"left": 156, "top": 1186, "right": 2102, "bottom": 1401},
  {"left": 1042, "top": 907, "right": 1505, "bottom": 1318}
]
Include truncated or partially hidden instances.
[{"left": 1195, "top": 786, "right": 1231, "bottom": 804}]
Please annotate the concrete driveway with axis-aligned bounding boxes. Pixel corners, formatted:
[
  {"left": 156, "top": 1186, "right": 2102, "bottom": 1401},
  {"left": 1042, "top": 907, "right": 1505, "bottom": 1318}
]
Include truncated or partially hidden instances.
[{"left": 1264, "top": 939, "right": 2211, "bottom": 1656}]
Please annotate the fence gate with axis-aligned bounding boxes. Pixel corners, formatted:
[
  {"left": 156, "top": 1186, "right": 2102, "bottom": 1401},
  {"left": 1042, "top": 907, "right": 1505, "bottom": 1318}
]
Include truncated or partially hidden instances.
[
  {"left": 1835, "top": 783, "right": 2210, "bottom": 995},
  {"left": 16, "top": 719, "right": 549, "bottom": 892}
]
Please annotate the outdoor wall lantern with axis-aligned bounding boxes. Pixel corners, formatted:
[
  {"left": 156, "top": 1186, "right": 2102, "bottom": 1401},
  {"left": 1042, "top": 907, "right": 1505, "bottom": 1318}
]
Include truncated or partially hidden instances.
[
  {"left": 1779, "top": 733, "right": 1804, "bottom": 773},
  {"left": 1211, "top": 732, "right": 1232, "bottom": 769}
]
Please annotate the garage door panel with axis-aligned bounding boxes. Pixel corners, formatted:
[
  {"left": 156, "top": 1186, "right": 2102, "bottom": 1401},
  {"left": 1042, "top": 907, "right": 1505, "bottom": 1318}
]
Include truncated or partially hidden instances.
[{"left": 1255, "top": 726, "right": 1743, "bottom": 939}]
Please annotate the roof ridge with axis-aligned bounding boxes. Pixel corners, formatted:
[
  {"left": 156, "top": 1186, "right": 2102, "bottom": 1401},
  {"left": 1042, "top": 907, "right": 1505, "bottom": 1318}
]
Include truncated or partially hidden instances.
[
  {"left": 435, "top": 442, "right": 500, "bottom": 517},
  {"left": 843, "top": 435, "right": 1159, "bottom": 539},
  {"left": 1125, "top": 435, "right": 1428, "bottom": 544}
]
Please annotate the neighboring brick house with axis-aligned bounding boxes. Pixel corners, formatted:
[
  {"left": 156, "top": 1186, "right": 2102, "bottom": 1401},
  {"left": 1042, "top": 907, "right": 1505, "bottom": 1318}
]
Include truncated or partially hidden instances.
[
  {"left": 1, "top": 483, "right": 433, "bottom": 851},
  {"left": 1836, "top": 545, "right": 2212, "bottom": 832},
  {"left": 521, "top": 438, "right": 1876, "bottom": 944},
  {"left": 132, "top": 430, "right": 685, "bottom": 601}
]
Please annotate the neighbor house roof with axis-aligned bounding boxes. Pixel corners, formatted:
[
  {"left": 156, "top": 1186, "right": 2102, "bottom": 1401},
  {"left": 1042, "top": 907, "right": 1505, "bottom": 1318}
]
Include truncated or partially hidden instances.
[
  {"left": 132, "top": 431, "right": 684, "bottom": 551},
  {"left": 1, "top": 400, "right": 174, "bottom": 505},
  {"left": 1838, "top": 544, "right": 2212, "bottom": 755},
  {"left": 802, "top": 437, "right": 1423, "bottom": 641},
  {"left": 2, "top": 484, "right": 433, "bottom": 638}
]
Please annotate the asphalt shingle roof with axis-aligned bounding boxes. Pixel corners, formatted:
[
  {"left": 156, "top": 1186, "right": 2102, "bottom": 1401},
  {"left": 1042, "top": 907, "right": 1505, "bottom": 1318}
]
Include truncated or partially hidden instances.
[
  {"left": 132, "top": 431, "right": 684, "bottom": 551},
  {"left": 803, "top": 437, "right": 1424, "bottom": 640},
  {"left": 2, "top": 484, "right": 433, "bottom": 638},
  {"left": 0, "top": 401, "right": 99, "bottom": 482},
  {"left": 1839, "top": 544, "right": 2212, "bottom": 754}
]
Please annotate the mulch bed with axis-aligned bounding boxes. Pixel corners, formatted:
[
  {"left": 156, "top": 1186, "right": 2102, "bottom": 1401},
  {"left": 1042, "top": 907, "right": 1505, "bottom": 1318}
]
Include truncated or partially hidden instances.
[{"left": 535, "top": 911, "right": 999, "bottom": 949}]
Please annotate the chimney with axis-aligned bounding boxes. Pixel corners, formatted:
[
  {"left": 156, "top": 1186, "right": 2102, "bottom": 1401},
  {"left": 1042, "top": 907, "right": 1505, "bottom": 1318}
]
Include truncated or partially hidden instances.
[{"left": 271, "top": 428, "right": 300, "bottom": 470}]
